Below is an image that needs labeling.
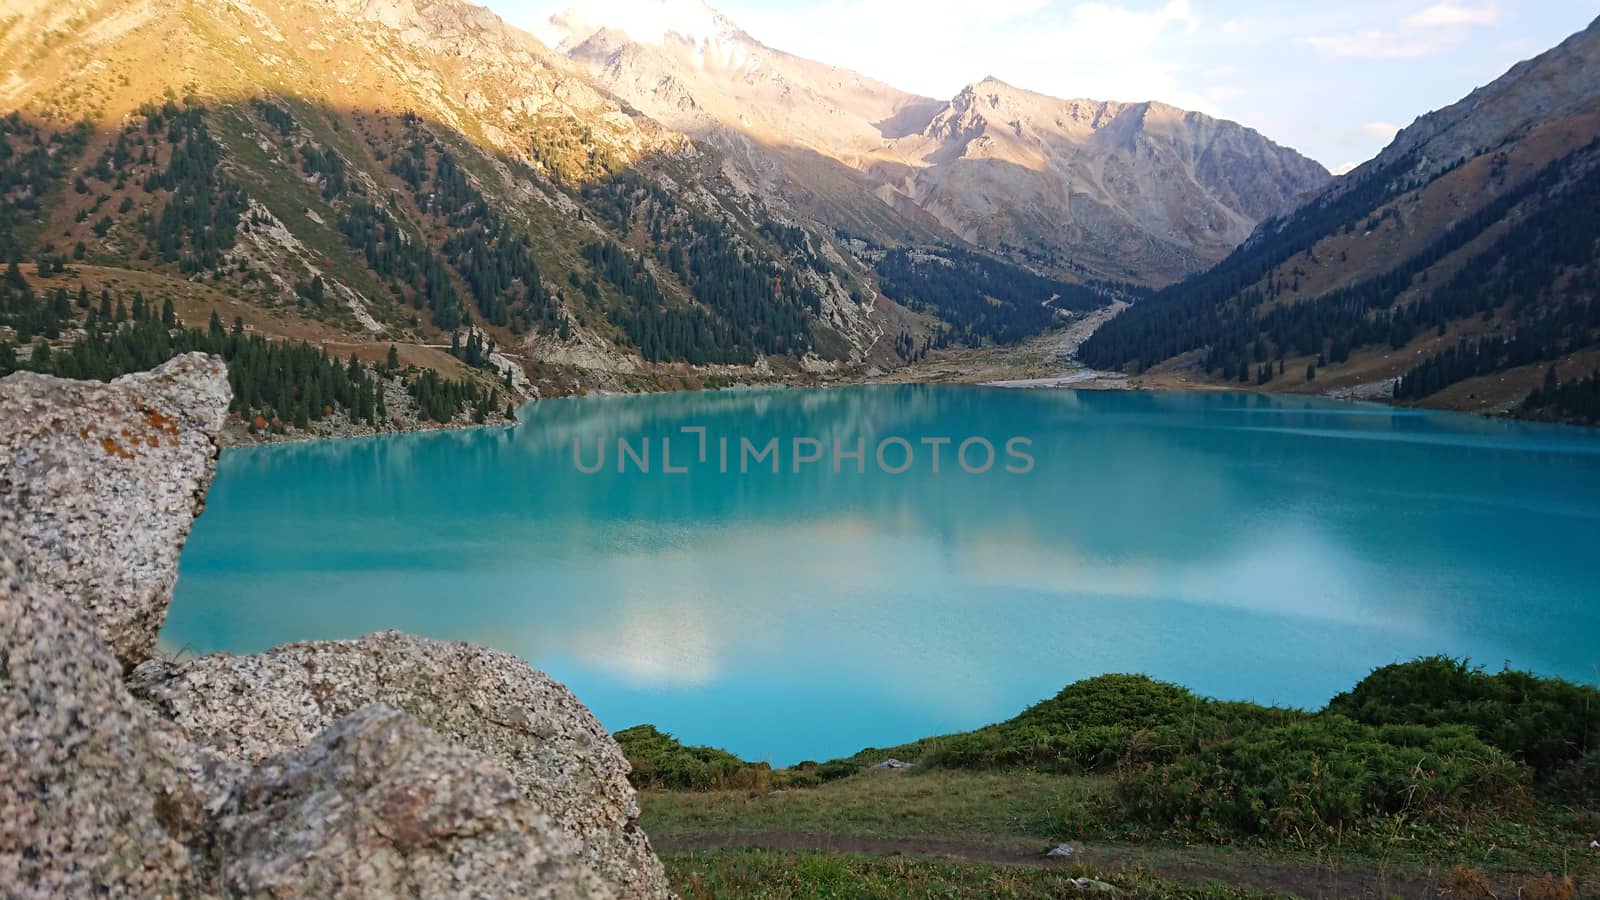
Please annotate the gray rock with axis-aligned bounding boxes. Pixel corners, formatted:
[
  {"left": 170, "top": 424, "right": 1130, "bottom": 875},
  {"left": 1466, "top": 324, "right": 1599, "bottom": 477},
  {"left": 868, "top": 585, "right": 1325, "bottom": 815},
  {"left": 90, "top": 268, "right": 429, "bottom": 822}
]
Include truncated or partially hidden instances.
[
  {"left": 0, "top": 353, "right": 231, "bottom": 669},
  {"left": 131, "top": 631, "right": 671, "bottom": 898},
  {"left": 213, "top": 705, "right": 609, "bottom": 898},
  {"left": 871, "top": 758, "right": 914, "bottom": 769},
  {"left": 0, "top": 517, "right": 208, "bottom": 898},
  {"left": 1, "top": 517, "right": 625, "bottom": 898},
  {"left": 1, "top": 361, "right": 668, "bottom": 897},
  {"left": 1046, "top": 843, "right": 1076, "bottom": 858}
]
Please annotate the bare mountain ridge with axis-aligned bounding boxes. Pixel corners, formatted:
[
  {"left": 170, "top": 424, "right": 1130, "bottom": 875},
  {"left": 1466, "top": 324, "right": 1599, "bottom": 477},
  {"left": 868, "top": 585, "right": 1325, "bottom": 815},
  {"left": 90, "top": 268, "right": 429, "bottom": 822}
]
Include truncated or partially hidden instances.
[
  {"left": 544, "top": 0, "right": 1330, "bottom": 285},
  {"left": 877, "top": 77, "right": 1332, "bottom": 282},
  {"left": 1077, "top": 14, "right": 1600, "bottom": 423},
  {"left": 1348, "top": 13, "right": 1600, "bottom": 190}
]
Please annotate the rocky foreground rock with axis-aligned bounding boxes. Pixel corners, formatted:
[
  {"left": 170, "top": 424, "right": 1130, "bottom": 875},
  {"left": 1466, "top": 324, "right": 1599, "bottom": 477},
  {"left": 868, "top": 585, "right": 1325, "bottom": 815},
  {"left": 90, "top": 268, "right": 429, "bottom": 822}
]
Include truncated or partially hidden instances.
[
  {"left": 0, "top": 354, "right": 231, "bottom": 670},
  {"left": 0, "top": 515, "right": 206, "bottom": 897},
  {"left": 212, "top": 705, "right": 606, "bottom": 898},
  {"left": 0, "top": 356, "right": 671, "bottom": 898},
  {"left": 132, "top": 633, "right": 662, "bottom": 897}
]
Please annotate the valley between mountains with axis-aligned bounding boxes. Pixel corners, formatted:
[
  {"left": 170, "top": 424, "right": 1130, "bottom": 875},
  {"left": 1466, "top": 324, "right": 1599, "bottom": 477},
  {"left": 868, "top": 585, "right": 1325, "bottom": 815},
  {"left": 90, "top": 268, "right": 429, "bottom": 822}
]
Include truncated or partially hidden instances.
[
  {"left": 2, "top": 0, "right": 1599, "bottom": 435},
  {"left": 5, "top": 6, "right": 1600, "bottom": 898}
]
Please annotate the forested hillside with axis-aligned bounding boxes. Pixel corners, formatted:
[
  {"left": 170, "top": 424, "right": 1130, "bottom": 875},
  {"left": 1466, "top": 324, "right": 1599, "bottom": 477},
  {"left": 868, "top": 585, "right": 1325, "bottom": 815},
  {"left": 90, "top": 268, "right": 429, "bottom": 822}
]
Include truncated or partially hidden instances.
[
  {"left": 0, "top": 0, "right": 1133, "bottom": 408},
  {"left": 868, "top": 244, "right": 1133, "bottom": 349},
  {"left": 0, "top": 0, "right": 925, "bottom": 410},
  {"left": 1078, "top": 15, "right": 1600, "bottom": 424},
  {"left": 0, "top": 265, "right": 506, "bottom": 434}
]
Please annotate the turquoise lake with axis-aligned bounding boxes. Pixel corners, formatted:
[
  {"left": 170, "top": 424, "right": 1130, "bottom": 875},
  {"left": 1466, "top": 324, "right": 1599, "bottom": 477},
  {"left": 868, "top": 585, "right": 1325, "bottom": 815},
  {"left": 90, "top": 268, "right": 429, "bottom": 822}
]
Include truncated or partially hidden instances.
[{"left": 165, "top": 386, "right": 1600, "bottom": 765}]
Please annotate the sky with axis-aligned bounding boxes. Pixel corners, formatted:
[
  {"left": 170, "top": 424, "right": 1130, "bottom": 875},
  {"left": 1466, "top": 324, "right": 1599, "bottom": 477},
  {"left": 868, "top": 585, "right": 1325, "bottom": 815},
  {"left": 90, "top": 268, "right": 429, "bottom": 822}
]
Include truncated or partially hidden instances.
[{"left": 490, "top": 0, "right": 1600, "bottom": 172}]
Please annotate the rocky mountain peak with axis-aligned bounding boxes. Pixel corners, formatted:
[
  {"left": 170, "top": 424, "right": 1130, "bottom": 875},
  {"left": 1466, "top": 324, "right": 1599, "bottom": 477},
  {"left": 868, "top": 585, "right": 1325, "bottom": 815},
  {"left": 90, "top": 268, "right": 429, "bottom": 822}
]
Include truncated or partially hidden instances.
[
  {"left": 543, "top": 0, "right": 752, "bottom": 60},
  {"left": 1355, "top": 13, "right": 1600, "bottom": 185},
  {"left": 549, "top": 0, "right": 1330, "bottom": 284}
]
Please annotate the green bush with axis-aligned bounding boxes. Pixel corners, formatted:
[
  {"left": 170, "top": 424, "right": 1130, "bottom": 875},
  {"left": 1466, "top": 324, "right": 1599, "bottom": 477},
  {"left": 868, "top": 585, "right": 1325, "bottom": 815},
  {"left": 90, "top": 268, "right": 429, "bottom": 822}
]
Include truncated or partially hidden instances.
[
  {"left": 928, "top": 675, "right": 1302, "bottom": 773},
  {"left": 1328, "top": 657, "right": 1600, "bottom": 773},
  {"left": 1545, "top": 748, "right": 1600, "bottom": 805},
  {"left": 1116, "top": 716, "right": 1525, "bottom": 842},
  {"left": 615, "top": 725, "right": 772, "bottom": 791}
]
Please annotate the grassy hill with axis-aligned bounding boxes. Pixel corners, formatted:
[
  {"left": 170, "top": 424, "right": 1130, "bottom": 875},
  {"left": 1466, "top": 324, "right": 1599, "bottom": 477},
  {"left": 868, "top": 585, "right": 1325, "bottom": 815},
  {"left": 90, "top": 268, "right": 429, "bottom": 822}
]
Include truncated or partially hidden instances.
[{"left": 624, "top": 659, "right": 1599, "bottom": 898}]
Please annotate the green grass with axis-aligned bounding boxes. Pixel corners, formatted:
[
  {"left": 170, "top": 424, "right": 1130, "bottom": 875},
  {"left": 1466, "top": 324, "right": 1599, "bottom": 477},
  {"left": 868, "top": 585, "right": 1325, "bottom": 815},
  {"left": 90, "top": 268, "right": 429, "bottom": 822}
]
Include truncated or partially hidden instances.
[
  {"left": 631, "top": 662, "right": 1600, "bottom": 895},
  {"left": 642, "top": 770, "right": 1101, "bottom": 846},
  {"left": 642, "top": 769, "right": 1597, "bottom": 895},
  {"left": 644, "top": 758, "right": 1594, "bottom": 875},
  {"left": 659, "top": 849, "right": 1286, "bottom": 900}
]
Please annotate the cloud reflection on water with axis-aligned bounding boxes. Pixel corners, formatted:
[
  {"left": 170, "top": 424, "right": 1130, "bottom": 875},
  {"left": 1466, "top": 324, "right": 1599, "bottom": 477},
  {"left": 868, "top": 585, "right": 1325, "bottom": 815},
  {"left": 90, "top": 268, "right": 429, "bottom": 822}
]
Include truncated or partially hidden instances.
[{"left": 169, "top": 386, "right": 1600, "bottom": 763}]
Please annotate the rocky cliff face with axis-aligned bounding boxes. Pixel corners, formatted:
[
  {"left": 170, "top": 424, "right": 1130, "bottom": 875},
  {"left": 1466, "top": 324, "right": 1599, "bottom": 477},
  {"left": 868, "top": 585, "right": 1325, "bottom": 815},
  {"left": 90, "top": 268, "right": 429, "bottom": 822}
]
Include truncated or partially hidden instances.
[
  {"left": 546, "top": 1, "right": 1329, "bottom": 284},
  {"left": 0, "top": 357, "right": 671, "bottom": 898}
]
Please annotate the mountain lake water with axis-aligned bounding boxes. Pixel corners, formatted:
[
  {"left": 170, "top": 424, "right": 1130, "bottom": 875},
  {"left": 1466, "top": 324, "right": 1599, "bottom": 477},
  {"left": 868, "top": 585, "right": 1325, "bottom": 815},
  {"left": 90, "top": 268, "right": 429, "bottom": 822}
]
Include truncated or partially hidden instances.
[{"left": 164, "top": 386, "right": 1600, "bottom": 765}]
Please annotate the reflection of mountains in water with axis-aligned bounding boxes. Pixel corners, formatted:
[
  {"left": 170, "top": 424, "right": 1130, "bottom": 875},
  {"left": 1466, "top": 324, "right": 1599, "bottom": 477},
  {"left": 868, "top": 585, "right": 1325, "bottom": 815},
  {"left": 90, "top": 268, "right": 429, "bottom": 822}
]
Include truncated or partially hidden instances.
[
  {"left": 514, "top": 384, "right": 961, "bottom": 458},
  {"left": 221, "top": 420, "right": 522, "bottom": 481}
]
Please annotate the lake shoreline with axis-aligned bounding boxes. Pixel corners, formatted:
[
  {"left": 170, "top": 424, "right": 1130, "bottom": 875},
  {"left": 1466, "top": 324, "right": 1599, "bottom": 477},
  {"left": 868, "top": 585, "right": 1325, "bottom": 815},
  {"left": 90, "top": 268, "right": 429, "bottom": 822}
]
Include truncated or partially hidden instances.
[
  {"left": 227, "top": 374, "right": 1599, "bottom": 452},
  {"left": 173, "top": 384, "right": 1600, "bottom": 764},
  {"left": 218, "top": 409, "right": 519, "bottom": 448}
]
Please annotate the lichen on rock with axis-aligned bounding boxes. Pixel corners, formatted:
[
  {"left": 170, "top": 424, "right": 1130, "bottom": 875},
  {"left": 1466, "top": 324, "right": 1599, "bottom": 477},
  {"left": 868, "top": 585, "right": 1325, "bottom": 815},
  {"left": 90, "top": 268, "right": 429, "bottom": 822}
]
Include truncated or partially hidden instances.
[
  {"left": 211, "top": 704, "right": 610, "bottom": 898},
  {"left": 1, "top": 360, "right": 672, "bottom": 898},
  {"left": 0, "top": 353, "right": 232, "bottom": 670},
  {"left": 131, "top": 632, "right": 672, "bottom": 898}
]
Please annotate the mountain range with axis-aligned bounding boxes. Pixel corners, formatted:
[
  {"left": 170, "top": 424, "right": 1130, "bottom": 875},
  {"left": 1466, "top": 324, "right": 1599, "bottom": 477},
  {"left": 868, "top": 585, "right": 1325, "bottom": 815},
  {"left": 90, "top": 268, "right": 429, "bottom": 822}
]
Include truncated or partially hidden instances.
[
  {"left": 542, "top": 1, "right": 1330, "bottom": 285},
  {"left": 1, "top": 0, "right": 1597, "bottom": 424}
]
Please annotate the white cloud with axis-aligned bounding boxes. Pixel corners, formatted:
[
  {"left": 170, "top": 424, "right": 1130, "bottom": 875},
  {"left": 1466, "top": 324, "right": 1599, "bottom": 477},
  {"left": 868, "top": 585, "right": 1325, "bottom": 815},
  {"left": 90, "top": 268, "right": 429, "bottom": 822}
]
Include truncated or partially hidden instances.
[
  {"left": 1302, "top": 0, "right": 1501, "bottom": 60},
  {"left": 1068, "top": 0, "right": 1198, "bottom": 38},
  {"left": 1300, "top": 28, "right": 1459, "bottom": 60},
  {"left": 1403, "top": 1, "right": 1500, "bottom": 29},
  {"left": 1331, "top": 161, "right": 1359, "bottom": 176},
  {"left": 1362, "top": 121, "right": 1401, "bottom": 139}
]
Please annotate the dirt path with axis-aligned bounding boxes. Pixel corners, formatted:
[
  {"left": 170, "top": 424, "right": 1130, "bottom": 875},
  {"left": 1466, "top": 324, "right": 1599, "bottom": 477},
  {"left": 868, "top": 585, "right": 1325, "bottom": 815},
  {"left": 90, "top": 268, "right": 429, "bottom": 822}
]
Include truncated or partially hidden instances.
[{"left": 654, "top": 830, "right": 1506, "bottom": 898}]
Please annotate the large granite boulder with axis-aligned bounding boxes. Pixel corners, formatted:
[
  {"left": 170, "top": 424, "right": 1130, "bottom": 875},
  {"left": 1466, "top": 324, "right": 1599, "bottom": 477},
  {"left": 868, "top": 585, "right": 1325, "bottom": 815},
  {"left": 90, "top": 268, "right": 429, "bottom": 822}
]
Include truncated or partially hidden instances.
[
  {"left": 132, "top": 633, "right": 671, "bottom": 898},
  {"left": 1, "top": 361, "right": 670, "bottom": 898},
  {"left": 212, "top": 705, "right": 608, "bottom": 898},
  {"left": 2, "top": 515, "right": 613, "bottom": 898},
  {"left": 0, "top": 518, "right": 208, "bottom": 898},
  {"left": 0, "top": 353, "right": 231, "bottom": 669}
]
